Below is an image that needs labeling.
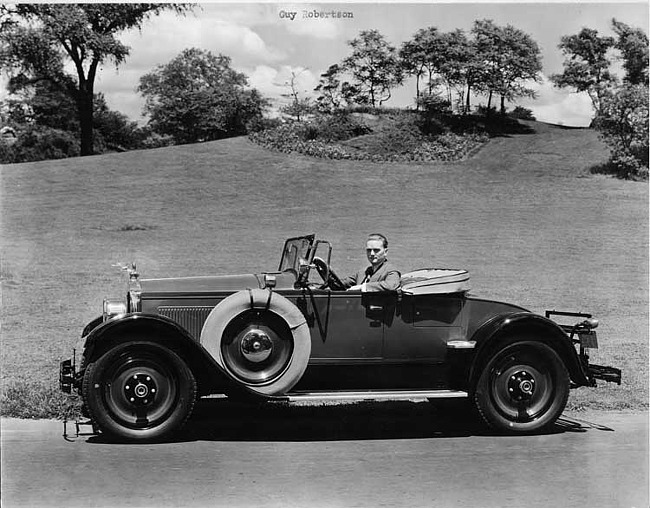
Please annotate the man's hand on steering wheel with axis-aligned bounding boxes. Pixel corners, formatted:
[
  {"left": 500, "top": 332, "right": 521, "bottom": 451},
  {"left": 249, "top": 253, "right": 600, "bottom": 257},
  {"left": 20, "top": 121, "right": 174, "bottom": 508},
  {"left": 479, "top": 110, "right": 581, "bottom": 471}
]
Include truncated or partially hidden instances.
[{"left": 312, "top": 257, "right": 345, "bottom": 290}]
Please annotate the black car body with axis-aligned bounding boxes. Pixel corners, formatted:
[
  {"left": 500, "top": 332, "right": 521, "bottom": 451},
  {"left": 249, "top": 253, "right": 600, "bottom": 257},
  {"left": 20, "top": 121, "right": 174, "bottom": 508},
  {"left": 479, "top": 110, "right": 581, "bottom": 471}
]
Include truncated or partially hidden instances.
[{"left": 60, "top": 234, "right": 621, "bottom": 441}]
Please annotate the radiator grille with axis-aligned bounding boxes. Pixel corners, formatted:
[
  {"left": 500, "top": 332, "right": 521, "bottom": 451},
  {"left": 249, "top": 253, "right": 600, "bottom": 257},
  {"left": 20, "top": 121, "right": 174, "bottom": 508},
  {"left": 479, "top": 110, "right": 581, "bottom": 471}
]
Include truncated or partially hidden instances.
[{"left": 157, "top": 306, "right": 215, "bottom": 341}]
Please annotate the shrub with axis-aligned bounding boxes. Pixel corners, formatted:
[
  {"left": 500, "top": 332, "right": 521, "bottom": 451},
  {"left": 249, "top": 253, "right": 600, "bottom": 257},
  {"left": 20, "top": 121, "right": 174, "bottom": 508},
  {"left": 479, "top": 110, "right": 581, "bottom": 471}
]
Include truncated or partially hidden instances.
[
  {"left": 509, "top": 106, "right": 536, "bottom": 121},
  {"left": 245, "top": 116, "right": 283, "bottom": 133},
  {"left": 374, "top": 117, "right": 423, "bottom": 154},
  {"left": 140, "top": 132, "right": 175, "bottom": 149},
  {"left": 610, "top": 150, "right": 648, "bottom": 180},
  {"left": 249, "top": 118, "right": 488, "bottom": 163},
  {"left": 312, "top": 113, "right": 371, "bottom": 142},
  {"left": 415, "top": 95, "right": 449, "bottom": 136},
  {"left": 476, "top": 105, "right": 498, "bottom": 117},
  {"left": 0, "top": 126, "right": 80, "bottom": 163}
]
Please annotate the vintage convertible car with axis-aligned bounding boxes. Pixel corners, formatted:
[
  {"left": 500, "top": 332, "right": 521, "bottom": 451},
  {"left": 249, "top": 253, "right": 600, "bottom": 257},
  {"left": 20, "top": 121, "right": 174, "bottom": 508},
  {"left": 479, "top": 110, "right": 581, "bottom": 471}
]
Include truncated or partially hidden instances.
[{"left": 60, "top": 234, "right": 621, "bottom": 441}]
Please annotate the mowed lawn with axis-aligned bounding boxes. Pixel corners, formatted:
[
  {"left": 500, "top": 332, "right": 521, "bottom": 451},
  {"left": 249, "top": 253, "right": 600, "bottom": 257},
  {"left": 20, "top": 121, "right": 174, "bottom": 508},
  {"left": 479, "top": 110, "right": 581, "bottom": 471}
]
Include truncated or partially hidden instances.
[{"left": 1, "top": 121, "right": 647, "bottom": 416}]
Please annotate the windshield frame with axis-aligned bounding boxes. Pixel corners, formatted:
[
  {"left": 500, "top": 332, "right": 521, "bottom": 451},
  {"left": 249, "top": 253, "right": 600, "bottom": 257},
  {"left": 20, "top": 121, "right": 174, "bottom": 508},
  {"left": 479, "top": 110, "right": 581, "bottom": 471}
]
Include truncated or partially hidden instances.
[{"left": 278, "top": 234, "right": 315, "bottom": 274}]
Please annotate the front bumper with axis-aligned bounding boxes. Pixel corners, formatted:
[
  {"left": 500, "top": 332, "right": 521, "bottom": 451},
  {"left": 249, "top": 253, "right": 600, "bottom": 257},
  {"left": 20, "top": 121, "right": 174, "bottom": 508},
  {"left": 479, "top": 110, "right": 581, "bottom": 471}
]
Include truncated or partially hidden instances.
[
  {"left": 59, "top": 358, "right": 75, "bottom": 393},
  {"left": 59, "top": 349, "right": 84, "bottom": 393}
]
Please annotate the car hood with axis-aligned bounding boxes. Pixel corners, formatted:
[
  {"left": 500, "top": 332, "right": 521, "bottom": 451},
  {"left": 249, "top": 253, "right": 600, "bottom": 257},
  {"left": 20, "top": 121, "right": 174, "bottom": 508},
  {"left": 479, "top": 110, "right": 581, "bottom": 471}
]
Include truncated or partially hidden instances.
[{"left": 139, "top": 272, "right": 296, "bottom": 296}]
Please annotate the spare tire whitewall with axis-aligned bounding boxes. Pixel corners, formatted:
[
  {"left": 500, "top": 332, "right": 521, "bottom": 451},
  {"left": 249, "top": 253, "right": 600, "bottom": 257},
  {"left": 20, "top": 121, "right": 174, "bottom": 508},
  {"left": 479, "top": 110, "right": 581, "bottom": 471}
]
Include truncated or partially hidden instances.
[{"left": 200, "top": 289, "right": 311, "bottom": 396}]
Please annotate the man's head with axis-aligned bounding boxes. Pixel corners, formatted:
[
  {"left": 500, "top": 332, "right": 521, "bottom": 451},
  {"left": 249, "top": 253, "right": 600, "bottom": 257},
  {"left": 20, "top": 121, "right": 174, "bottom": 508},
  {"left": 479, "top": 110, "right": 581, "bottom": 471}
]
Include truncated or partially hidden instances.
[{"left": 366, "top": 233, "right": 388, "bottom": 267}]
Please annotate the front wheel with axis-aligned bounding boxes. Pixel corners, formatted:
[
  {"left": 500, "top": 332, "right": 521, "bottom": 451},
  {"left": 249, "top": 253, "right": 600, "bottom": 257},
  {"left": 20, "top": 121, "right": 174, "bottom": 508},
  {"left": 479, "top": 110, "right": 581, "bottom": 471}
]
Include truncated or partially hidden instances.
[
  {"left": 83, "top": 341, "right": 196, "bottom": 442},
  {"left": 473, "top": 341, "right": 569, "bottom": 434}
]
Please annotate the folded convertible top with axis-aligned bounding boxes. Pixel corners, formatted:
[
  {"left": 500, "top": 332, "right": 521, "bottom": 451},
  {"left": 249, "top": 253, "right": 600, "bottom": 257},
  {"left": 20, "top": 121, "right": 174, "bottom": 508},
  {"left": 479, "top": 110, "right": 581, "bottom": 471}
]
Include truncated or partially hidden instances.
[{"left": 400, "top": 268, "right": 470, "bottom": 295}]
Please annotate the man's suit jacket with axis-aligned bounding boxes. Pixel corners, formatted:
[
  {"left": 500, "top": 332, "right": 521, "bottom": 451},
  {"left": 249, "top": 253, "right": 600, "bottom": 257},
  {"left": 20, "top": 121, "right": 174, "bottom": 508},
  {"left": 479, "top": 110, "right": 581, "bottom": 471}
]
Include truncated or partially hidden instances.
[{"left": 342, "top": 261, "right": 400, "bottom": 292}]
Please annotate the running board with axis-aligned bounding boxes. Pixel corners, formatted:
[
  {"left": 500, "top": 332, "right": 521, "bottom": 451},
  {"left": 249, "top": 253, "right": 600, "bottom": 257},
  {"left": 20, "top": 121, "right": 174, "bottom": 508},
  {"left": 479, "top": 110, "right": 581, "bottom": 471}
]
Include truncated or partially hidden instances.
[{"left": 283, "top": 389, "right": 468, "bottom": 402}]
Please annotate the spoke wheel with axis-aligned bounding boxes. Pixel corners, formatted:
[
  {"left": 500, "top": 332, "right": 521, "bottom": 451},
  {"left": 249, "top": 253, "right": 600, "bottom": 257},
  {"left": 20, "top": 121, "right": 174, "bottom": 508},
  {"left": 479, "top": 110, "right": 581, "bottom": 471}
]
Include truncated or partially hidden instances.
[
  {"left": 474, "top": 341, "right": 569, "bottom": 434},
  {"left": 83, "top": 342, "right": 196, "bottom": 442}
]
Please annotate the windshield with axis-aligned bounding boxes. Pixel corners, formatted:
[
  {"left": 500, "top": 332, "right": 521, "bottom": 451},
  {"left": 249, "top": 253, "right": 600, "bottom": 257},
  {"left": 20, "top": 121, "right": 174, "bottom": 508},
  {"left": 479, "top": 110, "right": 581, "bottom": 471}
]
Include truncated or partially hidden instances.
[{"left": 278, "top": 235, "right": 315, "bottom": 272}]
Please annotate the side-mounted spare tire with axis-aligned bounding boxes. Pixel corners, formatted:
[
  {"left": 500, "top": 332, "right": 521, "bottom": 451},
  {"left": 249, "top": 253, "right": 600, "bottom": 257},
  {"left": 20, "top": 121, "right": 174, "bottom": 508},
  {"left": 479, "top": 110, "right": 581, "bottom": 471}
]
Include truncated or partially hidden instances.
[{"left": 200, "top": 289, "right": 311, "bottom": 396}]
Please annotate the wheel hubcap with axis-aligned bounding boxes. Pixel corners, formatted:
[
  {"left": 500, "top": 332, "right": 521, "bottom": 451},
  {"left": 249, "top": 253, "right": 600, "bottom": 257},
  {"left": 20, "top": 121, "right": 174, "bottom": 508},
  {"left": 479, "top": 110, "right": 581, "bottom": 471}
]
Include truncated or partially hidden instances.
[
  {"left": 240, "top": 330, "right": 273, "bottom": 363},
  {"left": 221, "top": 314, "right": 293, "bottom": 385},
  {"left": 508, "top": 370, "right": 536, "bottom": 401},
  {"left": 124, "top": 373, "right": 158, "bottom": 406}
]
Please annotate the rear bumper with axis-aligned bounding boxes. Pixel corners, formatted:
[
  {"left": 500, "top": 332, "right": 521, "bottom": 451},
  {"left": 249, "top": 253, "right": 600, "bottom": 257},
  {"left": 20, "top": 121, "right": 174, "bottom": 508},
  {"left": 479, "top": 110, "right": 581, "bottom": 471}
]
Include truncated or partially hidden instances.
[
  {"left": 588, "top": 364, "right": 622, "bottom": 385},
  {"left": 546, "top": 310, "right": 622, "bottom": 387}
]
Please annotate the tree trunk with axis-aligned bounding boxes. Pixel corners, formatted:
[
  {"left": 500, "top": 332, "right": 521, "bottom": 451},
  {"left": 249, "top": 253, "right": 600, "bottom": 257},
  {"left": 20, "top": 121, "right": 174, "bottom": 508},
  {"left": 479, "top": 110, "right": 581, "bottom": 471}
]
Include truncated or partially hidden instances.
[
  {"left": 74, "top": 58, "right": 99, "bottom": 156},
  {"left": 77, "top": 88, "right": 94, "bottom": 156},
  {"left": 487, "top": 90, "right": 493, "bottom": 112},
  {"left": 465, "top": 83, "right": 471, "bottom": 114},
  {"left": 500, "top": 95, "right": 506, "bottom": 115}
]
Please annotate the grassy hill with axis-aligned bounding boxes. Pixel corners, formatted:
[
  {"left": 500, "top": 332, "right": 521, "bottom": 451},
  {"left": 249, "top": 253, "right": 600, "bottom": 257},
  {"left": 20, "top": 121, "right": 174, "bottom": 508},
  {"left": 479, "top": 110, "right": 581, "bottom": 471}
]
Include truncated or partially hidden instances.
[{"left": 1, "top": 121, "right": 647, "bottom": 418}]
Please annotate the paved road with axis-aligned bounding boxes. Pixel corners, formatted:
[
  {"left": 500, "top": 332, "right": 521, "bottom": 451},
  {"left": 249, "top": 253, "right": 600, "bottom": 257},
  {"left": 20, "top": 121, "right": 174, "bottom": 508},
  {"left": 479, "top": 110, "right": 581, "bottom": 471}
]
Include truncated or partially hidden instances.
[{"left": 2, "top": 401, "right": 648, "bottom": 508}]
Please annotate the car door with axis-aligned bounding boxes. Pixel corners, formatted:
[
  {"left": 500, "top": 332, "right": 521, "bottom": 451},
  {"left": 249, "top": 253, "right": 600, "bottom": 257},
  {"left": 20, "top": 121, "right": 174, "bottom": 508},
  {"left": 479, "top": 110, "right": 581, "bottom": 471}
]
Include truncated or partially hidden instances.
[
  {"left": 293, "top": 290, "right": 383, "bottom": 361},
  {"left": 384, "top": 293, "right": 466, "bottom": 361}
]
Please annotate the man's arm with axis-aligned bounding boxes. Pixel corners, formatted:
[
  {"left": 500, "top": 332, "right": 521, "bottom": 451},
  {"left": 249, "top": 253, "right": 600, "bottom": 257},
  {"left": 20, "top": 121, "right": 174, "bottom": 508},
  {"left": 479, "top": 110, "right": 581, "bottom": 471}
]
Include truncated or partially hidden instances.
[
  {"left": 363, "top": 270, "right": 401, "bottom": 292},
  {"left": 340, "top": 271, "right": 359, "bottom": 289}
]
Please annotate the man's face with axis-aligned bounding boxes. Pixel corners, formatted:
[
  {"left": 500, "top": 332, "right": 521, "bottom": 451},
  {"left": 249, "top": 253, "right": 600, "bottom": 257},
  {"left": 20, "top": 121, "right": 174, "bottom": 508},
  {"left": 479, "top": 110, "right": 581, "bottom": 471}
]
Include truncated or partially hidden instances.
[{"left": 366, "top": 239, "right": 387, "bottom": 267}]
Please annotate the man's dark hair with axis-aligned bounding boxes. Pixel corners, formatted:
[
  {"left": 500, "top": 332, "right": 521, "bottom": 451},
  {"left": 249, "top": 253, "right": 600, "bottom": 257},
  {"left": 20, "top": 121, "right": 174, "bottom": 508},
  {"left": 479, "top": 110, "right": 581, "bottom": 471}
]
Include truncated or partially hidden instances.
[{"left": 367, "top": 233, "right": 388, "bottom": 248}]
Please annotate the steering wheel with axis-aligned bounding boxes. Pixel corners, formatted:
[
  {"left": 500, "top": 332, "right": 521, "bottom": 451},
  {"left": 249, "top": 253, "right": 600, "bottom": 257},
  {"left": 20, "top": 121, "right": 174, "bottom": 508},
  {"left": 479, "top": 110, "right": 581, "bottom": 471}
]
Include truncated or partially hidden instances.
[{"left": 312, "top": 257, "right": 345, "bottom": 290}]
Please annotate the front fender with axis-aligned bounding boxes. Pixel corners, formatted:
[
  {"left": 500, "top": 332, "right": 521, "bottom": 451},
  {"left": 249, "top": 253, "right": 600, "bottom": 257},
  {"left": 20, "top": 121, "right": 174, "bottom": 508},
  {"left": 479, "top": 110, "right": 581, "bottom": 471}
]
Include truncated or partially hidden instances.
[
  {"left": 81, "top": 313, "right": 248, "bottom": 397},
  {"left": 468, "top": 312, "right": 590, "bottom": 387}
]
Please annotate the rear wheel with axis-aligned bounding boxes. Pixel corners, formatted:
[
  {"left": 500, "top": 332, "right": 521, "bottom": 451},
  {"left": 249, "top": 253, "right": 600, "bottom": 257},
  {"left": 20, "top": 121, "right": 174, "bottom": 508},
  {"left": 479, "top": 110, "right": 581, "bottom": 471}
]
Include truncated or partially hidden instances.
[
  {"left": 473, "top": 341, "right": 569, "bottom": 434},
  {"left": 83, "top": 341, "right": 196, "bottom": 442}
]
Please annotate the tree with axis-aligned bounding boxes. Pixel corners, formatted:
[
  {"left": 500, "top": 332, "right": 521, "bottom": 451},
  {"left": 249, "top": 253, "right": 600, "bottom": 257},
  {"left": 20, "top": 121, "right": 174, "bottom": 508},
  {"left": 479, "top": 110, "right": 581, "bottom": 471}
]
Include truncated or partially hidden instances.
[
  {"left": 431, "top": 29, "right": 477, "bottom": 113},
  {"left": 279, "top": 69, "right": 312, "bottom": 121},
  {"left": 2, "top": 80, "right": 78, "bottom": 132},
  {"left": 400, "top": 27, "right": 447, "bottom": 107},
  {"left": 611, "top": 18, "right": 649, "bottom": 85},
  {"left": 551, "top": 28, "right": 617, "bottom": 115},
  {"left": 138, "top": 48, "right": 268, "bottom": 144},
  {"left": 594, "top": 83, "right": 648, "bottom": 177},
  {"left": 472, "top": 20, "right": 542, "bottom": 114},
  {"left": 0, "top": 4, "right": 187, "bottom": 155},
  {"left": 342, "top": 29, "right": 403, "bottom": 107}
]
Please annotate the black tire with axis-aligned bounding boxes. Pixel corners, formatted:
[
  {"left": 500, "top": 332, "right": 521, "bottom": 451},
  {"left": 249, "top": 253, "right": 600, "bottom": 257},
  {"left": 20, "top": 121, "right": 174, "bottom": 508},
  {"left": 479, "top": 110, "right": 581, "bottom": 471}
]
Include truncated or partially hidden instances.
[
  {"left": 473, "top": 341, "right": 569, "bottom": 434},
  {"left": 83, "top": 341, "right": 196, "bottom": 442}
]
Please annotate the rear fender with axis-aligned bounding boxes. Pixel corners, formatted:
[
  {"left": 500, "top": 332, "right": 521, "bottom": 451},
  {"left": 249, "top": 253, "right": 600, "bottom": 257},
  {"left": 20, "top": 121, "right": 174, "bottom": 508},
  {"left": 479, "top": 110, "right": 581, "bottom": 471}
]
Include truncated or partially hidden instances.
[
  {"left": 468, "top": 312, "right": 590, "bottom": 387},
  {"left": 82, "top": 313, "right": 243, "bottom": 397}
]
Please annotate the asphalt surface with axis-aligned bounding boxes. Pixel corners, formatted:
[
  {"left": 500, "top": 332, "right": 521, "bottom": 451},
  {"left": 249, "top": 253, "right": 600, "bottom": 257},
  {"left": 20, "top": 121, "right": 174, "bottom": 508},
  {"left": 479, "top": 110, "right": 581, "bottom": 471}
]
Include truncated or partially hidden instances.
[{"left": 1, "top": 401, "right": 648, "bottom": 508}]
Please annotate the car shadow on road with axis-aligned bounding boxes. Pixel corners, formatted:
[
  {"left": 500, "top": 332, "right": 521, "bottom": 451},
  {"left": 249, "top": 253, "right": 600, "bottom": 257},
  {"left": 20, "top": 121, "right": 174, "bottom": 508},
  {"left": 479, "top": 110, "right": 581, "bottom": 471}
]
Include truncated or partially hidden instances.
[
  {"left": 82, "top": 399, "right": 614, "bottom": 444},
  {"left": 175, "top": 398, "right": 477, "bottom": 442},
  {"left": 132, "top": 398, "right": 610, "bottom": 444}
]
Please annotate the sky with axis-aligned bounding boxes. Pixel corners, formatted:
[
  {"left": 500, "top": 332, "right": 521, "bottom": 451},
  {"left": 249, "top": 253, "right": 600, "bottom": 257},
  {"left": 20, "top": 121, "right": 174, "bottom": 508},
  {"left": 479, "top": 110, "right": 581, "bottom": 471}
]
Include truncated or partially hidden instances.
[{"left": 5, "top": 1, "right": 650, "bottom": 127}]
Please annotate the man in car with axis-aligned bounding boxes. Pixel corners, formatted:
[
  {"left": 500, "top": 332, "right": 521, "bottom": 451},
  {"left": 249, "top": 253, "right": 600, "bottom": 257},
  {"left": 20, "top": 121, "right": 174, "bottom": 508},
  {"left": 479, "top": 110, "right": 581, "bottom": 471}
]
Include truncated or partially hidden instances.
[{"left": 343, "top": 233, "right": 401, "bottom": 292}]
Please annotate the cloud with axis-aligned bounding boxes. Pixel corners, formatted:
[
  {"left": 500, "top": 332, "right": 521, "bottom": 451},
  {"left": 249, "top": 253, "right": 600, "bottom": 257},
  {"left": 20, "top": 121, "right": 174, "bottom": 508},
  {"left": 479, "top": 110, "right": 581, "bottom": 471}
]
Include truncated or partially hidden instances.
[
  {"left": 123, "top": 10, "right": 284, "bottom": 69},
  {"left": 97, "top": 7, "right": 287, "bottom": 120},
  {"left": 519, "top": 75, "right": 595, "bottom": 127},
  {"left": 95, "top": 68, "right": 147, "bottom": 121},
  {"left": 248, "top": 65, "right": 319, "bottom": 112}
]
